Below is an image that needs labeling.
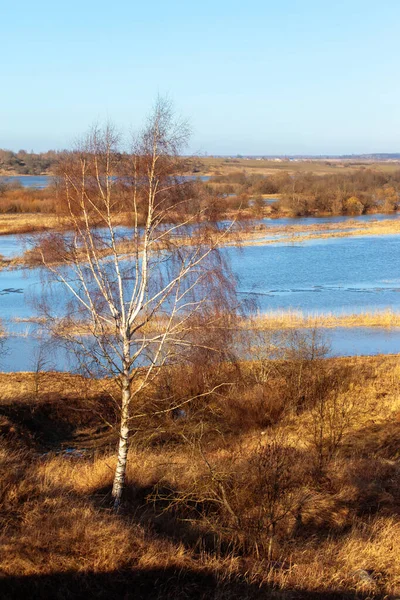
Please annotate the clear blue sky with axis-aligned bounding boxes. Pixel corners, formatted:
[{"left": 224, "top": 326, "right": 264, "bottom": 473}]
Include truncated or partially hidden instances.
[{"left": 2, "top": 0, "right": 400, "bottom": 155}]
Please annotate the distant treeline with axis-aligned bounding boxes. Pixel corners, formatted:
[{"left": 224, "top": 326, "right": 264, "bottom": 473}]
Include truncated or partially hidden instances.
[
  {"left": 0, "top": 149, "right": 63, "bottom": 175},
  {"left": 208, "top": 169, "right": 400, "bottom": 216}
]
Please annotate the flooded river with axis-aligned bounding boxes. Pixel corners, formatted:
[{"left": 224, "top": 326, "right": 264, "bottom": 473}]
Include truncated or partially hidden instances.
[{"left": 1, "top": 227, "right": 400, "bottom": 370}]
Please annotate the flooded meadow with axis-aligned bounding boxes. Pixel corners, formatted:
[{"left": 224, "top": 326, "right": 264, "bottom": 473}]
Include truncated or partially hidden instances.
[{"left": 2, "top": 224, "right": 400, "bottom": 370}]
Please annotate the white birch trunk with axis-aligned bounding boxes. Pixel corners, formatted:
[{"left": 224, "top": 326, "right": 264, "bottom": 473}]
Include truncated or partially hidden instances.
[{"left": 112, "top": 375, "right": 130, "bottom": 510}]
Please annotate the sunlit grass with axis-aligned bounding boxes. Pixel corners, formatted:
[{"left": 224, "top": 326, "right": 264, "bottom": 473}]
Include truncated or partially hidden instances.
[
  {"left": 1, "top": 354, "right": 400, "bottom": 596},
  {"left": 247, "top": 308, "right": 400, "bottom": 329}
]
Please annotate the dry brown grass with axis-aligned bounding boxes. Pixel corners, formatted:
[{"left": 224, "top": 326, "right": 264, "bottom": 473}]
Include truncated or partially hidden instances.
[
  {"left": 0, "top": 187, "right": 56, "bottom": 215},
  {"left": 1, "top": 356, "right": 400, "bottom": 598},
  {"left": 248, "top": 308, "right": 400, "bottom": 330},
  {"left": 0, "top": 213, "right": 66, "bottom": 236}
]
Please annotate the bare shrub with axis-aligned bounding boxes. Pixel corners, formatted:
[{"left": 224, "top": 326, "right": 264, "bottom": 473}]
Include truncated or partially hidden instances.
[
  {"left": 243, "top": 435, "right": 309, "bottom": 559},
  {"left": 305, "top": 384, "right": 359, "bottom": 477},
  {"left": 221, "top": 383, "right": 285, "bottom": 432},
  {"left": 155, "top": 431, "right": 309, "bottom": 561},
  {"left": 274, "top": 328, "right": 332, "bottom": 414}
]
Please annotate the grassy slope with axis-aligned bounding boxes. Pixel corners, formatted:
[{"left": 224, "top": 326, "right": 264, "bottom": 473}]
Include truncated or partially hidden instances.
[{"left": 1, "top": 356, "right": 400, "bottom": 599}]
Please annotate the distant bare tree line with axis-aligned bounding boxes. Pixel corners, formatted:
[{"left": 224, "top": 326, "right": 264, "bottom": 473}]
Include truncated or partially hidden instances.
[
  {"left": 0, "top": 149, "right": 63, "bottom": 175},
  {"left": 208, "top": 168, "right": 400, "bottom": 216}
]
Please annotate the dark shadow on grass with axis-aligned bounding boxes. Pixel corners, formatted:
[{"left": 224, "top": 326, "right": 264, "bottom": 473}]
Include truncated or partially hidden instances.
[
  {"left": 0, "top": 393, "right": 117, "bottom": 452},
  {"left": 342, "top": 419, "right": 400, "bottom": 461},
  {"left": 0, "top": 567, "right": 387, "bottom": 600}
]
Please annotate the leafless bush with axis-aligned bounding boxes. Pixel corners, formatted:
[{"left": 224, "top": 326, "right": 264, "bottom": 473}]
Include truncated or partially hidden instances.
[
  {"left": 154, "top": 430, "right": 309, "bottom": 561},
  {"left": 276, "top": 328, "right": 333, "bottom": 413},
  {"left": 305, "top": 385, "right": 359, "bottom": 477},
  {"left": 222, "top": 383, "right": 285, "bottom": 432},
  {"left": 243, "top": 435, "right": 309, "bottom": 559}
]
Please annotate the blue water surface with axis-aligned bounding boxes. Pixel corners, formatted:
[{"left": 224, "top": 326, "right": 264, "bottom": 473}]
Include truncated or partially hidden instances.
[
  {"left": 0, "top": 174, "right": 211, "bottom": 190},
  {"left": 1, "top": 230, "right": 400, "bottom": 369},
  {"left": 225, "top": 234, "right": 400, "bottom": 314},
  {"left": 0, "top": 175, "right": 53, "bottom": 189}
]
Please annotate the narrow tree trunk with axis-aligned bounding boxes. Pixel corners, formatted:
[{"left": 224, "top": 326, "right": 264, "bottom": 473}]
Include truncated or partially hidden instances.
[
  {"left": 267, "top": 524, "right": 275, "bottom": 562},
  {"left": 112, "top": 377, "right": 130, "bottom": 510}
]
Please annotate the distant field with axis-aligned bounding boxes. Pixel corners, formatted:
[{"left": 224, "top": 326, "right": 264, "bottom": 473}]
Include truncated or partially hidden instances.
[{"left": 195, "top": 157, "right": 400, "bottom": 176}]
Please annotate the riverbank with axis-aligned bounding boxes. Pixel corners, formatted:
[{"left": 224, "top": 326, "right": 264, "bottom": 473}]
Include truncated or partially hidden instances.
[{"left": 11, "top": 308, "right": 400, "bottom": 334}]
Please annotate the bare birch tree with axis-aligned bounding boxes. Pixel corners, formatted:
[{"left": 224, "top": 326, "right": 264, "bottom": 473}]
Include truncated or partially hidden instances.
[{"left": 38, "top": 98, "right": 236, "bottom": 509}]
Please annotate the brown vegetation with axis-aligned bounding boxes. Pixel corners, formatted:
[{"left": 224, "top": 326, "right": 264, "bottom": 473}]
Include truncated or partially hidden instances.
[
  {"left": 0, "top": 214, "right": 66, "bottom": 237},
  {"left": 1, "top": 351, "right": 399, "bottom": 599},
  {"left": 193, "top": 156, "right": 400, "bottom": 178},
  {"left": 205, "top": 168, "right": 400, "bottom": 218},
  {"left": 2, "top": 161, "right": 400, "bottom": 240},
  {"left": 0, "top": 149, "right": 59, "bottom": 175},
  {"left": 0, "top": 183, "right": 57, "bottom": 215},
  {"left": 248, "top": 308, "right": 400, "bottom": 330}
]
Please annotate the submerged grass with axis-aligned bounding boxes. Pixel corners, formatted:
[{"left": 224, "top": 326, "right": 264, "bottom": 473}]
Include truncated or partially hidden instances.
[
  {"left": 248, "top": 308, "right": 400, "bottom": 329},
  {"left": 9, "top": 309, "right": 400, "bottom": 343},
  {"left": 241, "top": 217, "right": 400, "bottom": 246}
]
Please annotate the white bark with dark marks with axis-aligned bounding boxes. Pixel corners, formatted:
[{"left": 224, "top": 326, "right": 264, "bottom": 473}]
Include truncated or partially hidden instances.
[{"left": 112, "top": 377, "right": 130, "bottom": 509}]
